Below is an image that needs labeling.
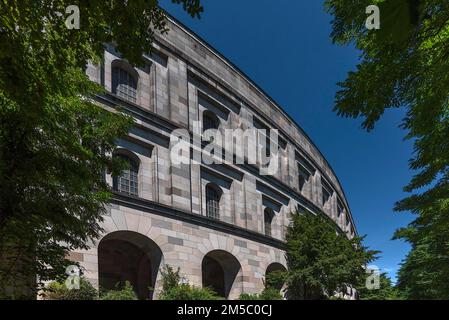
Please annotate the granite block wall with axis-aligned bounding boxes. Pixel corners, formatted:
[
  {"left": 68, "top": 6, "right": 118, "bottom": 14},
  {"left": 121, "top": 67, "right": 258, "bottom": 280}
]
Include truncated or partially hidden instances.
[{"left": 73, "top": 16, "right": 358, "bottom": 299}]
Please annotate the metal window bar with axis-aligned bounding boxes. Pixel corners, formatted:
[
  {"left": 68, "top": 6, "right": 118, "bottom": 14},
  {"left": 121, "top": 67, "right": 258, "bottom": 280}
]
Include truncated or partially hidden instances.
[
  {"left": 115, "top": 157, "right": 138, "bottom": 196},
  {"left": 264, "top": 210, "right": 273, "bottom": 237}
]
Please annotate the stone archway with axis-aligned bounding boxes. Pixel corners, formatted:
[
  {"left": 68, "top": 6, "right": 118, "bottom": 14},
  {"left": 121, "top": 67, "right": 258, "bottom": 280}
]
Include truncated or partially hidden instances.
[
  {"left": 98, "top": 231, "right": 163, "bottom": 300},
  {"left": 202, "top": 250, "right": 242, "bottom": 299}
]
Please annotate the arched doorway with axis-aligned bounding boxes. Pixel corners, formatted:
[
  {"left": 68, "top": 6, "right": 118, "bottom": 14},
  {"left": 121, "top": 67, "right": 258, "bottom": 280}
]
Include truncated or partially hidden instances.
[
  {"left": 202, "top": 250, "right": 242, "bottom": 299},
  {"left": 265, "top": 263, "right": 287, "bottom": 291},
  {"left": 98, "top": 231, "right": 162, "bottom": 300}
]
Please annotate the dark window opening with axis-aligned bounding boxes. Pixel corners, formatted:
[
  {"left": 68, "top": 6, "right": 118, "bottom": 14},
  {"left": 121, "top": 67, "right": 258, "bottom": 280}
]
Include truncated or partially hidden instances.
[
  {"left": 298, "top": 164, "right": 311, "bottom": 191},
  {"left": 322, "top": 187, "right": 331, "bottom": 206},
  {"left": 203, "top": 111, "right": 220, "bottom": 132},
  {"left": 264, "top": 208, "right": 275, "bottom": 237}
]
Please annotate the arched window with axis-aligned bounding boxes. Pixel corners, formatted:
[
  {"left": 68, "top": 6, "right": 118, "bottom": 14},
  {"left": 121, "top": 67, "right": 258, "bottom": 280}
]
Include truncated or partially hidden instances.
[
  {"left": 112, "top": 62, "right": 138, "bottom": 103},
  {"left": 203, "top": 111, "right": 220, "bottom": 133},
  {"left": 113, "top": 154, "right": 139, "bottom": 196},
  {"left": 99, "top": 231, "right": 163, "bottom": 300},
  {"left": 206, "top": 183, "right": 221, "bottom": 220},
  {"left": 264, "top": 208, "right": 275, "bottom": 237}
]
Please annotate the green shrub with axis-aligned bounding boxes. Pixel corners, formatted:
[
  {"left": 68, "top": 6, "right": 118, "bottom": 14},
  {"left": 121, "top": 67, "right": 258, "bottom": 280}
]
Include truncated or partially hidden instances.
[
  {"left": 265, "top": 271, "right": 286, "bottom": 290},
  {"left": 239, "top": 273, "right": 285, "bottom": 301},
  {"left": 239, "top": 293, "right": 258, "bottom": 300},
  {"left": 259, "top": 287, "right": 284, "bottom": 300},
  {"left": 160, "top": 265, "right": 181, "bottom": 293},
  {"left": 158, "top": 264, "right": 222, "bottom": 300},
  {"left": 44, "top": 278, "right": 98, "bottom": 300},
  {"left": 160, "top": 284, "right": 222, "bottom": 300},
  {"left": 239, "top": 288, "right": 283, "bottom": 300},
  {"left": 100, "top": 281, "right": 138, "bottom": 300}
]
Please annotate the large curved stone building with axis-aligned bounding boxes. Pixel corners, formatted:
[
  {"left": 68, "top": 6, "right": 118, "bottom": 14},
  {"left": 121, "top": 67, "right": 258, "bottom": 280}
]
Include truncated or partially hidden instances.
[{"left": 72, "top": 16, "right": 357, "bottom": 300}]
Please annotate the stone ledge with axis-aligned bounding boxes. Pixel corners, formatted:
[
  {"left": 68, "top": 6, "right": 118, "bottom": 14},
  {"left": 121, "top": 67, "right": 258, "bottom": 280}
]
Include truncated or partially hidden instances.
[{"left": 111, "top": 192, "right": 287, "bottom": 250}]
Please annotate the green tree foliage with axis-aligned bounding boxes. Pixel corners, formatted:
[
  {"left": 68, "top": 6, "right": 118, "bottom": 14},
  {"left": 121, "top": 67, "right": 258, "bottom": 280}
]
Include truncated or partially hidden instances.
[
  {"left": 158, "top": 265, "right": 222, "bottom": 300},
  {"left": 239, "top": 288, "right": 283, "bottom": 301},
  {"left": 160, "top": 284, "right": 223, "bottom": 300},
  {"left": 160, "top": 265, "right": 181, "bottom": 295},
  {"left": 43, "top": 278, "right": 98, "bottom": 300},
  {"left": 239, "top": 271, "right": 284, "bottom": 300},
  {"left": 0, "top": 1, "right": 202, "bottom": 298},
  {"left": 282, "top": 211, "right": 378, "bottom": 300},
  {"left": 324, "top": 0, "right": 449, "bottom": 299},
  {"left": 357, "top": 273, "right": 403, "bottom": 300},
  {"left": 100, "top": 281, "right": 138, "bottom": 300},
  {"left": 395, "top": 237, "right": 449, "bottom": 299},
  {"left": 45, "top": 279, "right": 140, "bottom": 300}
]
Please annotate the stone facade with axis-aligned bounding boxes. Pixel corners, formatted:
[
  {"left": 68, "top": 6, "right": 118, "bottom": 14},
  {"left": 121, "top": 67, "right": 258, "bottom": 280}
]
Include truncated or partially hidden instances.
[{"left": 73, "top": 16, "right": 357, "bottom": 300}]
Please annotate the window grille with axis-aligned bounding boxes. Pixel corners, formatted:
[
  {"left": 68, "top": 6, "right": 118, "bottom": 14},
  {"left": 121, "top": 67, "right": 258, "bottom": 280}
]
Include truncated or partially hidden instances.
[
  {"left": 113, "top": 155, "right": 138, "bottom": 196},
  {"left": 112, "top": 67, "right": 137, "bottom": 103},
  {"left": 206, "top": 184, "right": 221, "bottom": 220}
]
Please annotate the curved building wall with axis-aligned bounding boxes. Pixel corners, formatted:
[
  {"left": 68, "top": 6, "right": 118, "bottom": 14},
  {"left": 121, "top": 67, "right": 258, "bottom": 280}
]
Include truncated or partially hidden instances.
[{"left": 73, "top": 17, "right": 357, "bottom": 299}]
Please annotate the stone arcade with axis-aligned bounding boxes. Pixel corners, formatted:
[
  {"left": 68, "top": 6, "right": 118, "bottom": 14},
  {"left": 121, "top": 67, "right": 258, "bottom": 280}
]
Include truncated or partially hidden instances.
[{"left": 177, "top": 305, "right": 212, "bottom": 318}]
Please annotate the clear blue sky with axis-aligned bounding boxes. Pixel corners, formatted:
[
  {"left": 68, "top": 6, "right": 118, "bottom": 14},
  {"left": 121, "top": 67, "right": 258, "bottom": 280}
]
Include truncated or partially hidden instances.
[{"left": 162, "top": 0, "right": 414, "bottom": 282}]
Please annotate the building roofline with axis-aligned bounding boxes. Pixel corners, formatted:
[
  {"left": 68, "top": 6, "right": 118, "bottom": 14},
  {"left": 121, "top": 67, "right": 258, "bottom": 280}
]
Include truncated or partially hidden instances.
[{"left": 161, "top": 9, "right": 358, "bottom": 235}]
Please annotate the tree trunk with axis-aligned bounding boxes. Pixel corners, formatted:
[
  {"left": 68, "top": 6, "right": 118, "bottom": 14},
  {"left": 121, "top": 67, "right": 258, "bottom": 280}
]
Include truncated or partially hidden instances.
[{"left": 0, "top": 242, "right": 36, "bottom": 300}]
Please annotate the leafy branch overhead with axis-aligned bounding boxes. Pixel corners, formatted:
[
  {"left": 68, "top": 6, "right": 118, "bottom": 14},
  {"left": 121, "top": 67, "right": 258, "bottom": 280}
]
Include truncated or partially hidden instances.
[
  {"left": 325, "top": 0, "right": 449, "bottom": 299},
  {"left": 0, "top": 0, "right": 202, "bottom": 298}
]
